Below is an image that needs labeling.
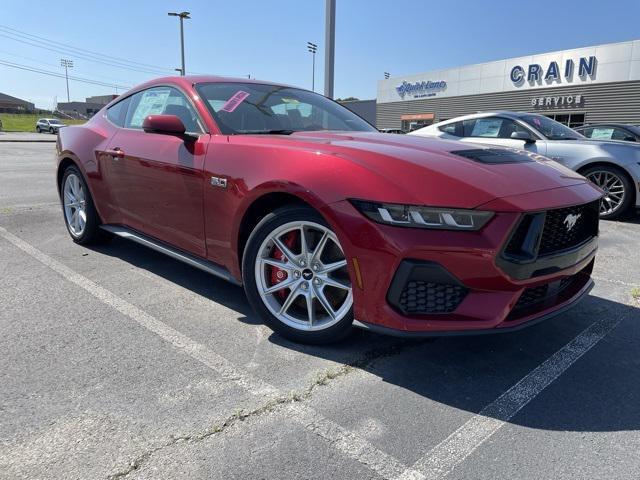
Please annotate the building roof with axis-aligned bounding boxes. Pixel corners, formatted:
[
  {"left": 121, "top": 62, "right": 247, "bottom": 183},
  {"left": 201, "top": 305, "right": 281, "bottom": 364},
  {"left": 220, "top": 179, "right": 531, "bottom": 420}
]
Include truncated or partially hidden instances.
[{"left": 0, "top": 92, "right": 33, "bottom": 106}]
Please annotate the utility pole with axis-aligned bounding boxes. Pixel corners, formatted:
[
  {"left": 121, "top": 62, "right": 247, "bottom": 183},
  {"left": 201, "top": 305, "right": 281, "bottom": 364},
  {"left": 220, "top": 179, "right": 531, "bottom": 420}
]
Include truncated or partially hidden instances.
[
  {"left": 307, "top": 42, "right": 318, "bottom": 91},
  {"left": 168, "top": 11, "right": 190, "bottom": 76},
  {"left": 324, "top": 0, "right": 335, "bottom": 98},
  {"left": 60, "top": 58, "right": 73, "bottom": 102}
]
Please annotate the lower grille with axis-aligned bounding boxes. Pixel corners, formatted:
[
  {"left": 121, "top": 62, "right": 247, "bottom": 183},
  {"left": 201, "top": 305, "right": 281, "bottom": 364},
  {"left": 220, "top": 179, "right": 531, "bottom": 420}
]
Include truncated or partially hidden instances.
[
  {"left": 514, "top": 284, "right": 549, "bottom": 310},
  {"left": 398, "top": 281, "right": 467, "bottom": 314}
]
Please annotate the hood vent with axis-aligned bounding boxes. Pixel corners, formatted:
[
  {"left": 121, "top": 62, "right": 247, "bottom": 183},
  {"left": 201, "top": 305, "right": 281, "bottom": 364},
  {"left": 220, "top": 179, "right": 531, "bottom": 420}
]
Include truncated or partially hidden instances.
[{"left": 451, "top": 148, "right": 535, "bottom": 164}]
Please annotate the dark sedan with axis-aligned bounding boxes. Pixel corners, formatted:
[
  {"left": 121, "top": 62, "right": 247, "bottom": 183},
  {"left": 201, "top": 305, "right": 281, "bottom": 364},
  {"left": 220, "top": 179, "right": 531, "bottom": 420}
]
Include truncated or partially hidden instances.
[{"left": 574, "top": 123, "right": 640, "bottom": 143}]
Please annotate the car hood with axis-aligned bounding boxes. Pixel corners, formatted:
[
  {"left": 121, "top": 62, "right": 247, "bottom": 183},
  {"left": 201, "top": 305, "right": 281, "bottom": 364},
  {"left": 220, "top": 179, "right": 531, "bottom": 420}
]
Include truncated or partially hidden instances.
[{"left": 254, "top": 131, "right": 589, "bottom": 209}]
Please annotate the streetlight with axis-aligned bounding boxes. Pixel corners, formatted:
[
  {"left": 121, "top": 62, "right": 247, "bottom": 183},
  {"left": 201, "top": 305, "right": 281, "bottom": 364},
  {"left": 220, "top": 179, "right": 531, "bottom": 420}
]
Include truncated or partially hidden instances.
[
  {"left": 307, "top": 42, "right": 318, "bottom": 92},
  {"left": 174, "top": 68, "right": 184, "bottom": 75},
  {"left": 384, "top": 72, "right": 390, "bottom": 79},
  {"left": 168, "top": 11, "right": 190, "bottom": 76},
  {"left": 60, "top": 58, "right": 73, "bottom": 102}
]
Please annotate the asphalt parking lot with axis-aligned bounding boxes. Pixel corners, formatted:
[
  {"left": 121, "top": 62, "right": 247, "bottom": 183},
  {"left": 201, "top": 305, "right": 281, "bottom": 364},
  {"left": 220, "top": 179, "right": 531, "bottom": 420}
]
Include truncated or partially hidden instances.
[{"left": 1, "top": 142, "right": 639, "bottom": 480}]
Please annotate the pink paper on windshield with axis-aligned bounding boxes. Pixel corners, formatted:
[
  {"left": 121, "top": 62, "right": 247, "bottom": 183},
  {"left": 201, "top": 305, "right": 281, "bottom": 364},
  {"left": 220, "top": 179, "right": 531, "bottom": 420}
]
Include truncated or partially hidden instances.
[{"left": 221, "top": 91, "right": 250, "bottom": 112}]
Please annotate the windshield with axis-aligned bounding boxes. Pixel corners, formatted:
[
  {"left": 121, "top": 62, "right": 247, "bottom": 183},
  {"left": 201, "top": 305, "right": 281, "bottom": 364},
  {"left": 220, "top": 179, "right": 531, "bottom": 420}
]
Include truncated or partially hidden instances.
[
  {"left": 49, "top": 119, "right": 63, "bottom": 125},
  {"left": 520, "top": 115, "right": 583, "bottom": 140},
  {"left": 195, "top": 82, "right": 376, "bottom": 135}
]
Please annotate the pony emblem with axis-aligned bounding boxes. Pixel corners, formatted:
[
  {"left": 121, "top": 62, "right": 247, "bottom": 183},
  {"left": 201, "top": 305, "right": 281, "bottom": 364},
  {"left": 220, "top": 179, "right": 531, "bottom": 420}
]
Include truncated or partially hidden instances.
[{"left": 563, "top": 213, "right": 581, "bottom": 231}]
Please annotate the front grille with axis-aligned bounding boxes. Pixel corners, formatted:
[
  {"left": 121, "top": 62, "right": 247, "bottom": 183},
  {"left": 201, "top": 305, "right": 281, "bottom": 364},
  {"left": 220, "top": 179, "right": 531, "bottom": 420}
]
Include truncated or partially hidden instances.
[
  {"left": 397, "top": 281, "right": 467, "bottom": 314},
  {"left": 538, "top": 201, "right": 599, "bottom": 256}
]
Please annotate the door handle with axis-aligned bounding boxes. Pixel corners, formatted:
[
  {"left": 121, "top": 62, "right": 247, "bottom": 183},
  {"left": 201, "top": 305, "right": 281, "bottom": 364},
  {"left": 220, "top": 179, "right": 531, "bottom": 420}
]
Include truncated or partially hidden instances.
[{"left": 106, "top": 147, "right": 125, "bottom": 159}]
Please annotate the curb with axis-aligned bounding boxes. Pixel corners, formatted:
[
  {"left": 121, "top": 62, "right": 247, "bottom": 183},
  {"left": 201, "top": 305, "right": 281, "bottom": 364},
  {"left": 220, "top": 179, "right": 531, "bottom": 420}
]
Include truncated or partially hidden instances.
[{"left": 0, "top": 139, "right": 57, "bottom": 143}]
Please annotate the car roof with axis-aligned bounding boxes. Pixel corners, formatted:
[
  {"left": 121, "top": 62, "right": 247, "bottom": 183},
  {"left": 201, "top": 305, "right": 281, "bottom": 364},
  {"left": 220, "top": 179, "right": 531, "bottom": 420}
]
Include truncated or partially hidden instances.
[
  {"left": 575, "top": 123, "right": 635, "bottom": 129},
  {"left": 434, "top": 111, "right": 538, "bottom": 125},
  {"left": 129, "top": 75, "right": 298, "bottom": 94}
]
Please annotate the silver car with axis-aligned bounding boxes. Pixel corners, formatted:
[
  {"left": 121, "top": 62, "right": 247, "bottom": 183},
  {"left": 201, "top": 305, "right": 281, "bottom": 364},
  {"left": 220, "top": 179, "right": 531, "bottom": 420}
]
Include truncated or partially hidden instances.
[
  {"left": 36, "top": 118, "right": 65, "bottom": 134},
  {"left": 410, "top": 111, "right": 640, "bottom": 219}
]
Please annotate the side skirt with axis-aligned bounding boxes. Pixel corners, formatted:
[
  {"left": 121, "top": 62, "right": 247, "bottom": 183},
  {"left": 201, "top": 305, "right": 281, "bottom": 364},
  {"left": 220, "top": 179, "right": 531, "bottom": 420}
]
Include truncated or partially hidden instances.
[{"left": 100, "top": 225, "right": 242, "bottom": 286}]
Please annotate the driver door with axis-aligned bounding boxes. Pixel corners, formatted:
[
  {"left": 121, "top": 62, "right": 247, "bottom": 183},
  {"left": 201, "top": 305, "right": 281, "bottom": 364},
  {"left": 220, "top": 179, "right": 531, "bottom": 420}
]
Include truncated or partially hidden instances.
[{"left": 106, "top": 86, "right": 209, "bottom": 257}]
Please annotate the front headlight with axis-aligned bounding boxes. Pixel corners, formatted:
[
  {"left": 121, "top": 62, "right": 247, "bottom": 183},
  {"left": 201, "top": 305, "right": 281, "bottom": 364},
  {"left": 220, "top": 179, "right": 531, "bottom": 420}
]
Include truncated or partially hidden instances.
[{"left": 349, "top": 199, "right": 494, "bottom": 231}]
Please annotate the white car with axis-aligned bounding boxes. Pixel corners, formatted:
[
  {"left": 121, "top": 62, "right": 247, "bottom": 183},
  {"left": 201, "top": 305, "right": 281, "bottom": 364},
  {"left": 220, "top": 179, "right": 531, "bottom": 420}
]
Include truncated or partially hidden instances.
[
  {"left": 36, "top": 118, "right": 66, "bottom": 134},
  {"left": 410, "top": 111, "right": 640, "bottom": 219}
]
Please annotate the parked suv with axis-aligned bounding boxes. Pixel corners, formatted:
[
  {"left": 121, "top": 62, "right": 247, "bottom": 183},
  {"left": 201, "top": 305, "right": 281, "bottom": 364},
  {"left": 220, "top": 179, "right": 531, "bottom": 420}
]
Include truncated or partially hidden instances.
[
  {"left": 411, "top": 111, "right": 640, "bottom": 219},
  {"left": 36, "top": 118, "right": 65, "bottom": 134}
]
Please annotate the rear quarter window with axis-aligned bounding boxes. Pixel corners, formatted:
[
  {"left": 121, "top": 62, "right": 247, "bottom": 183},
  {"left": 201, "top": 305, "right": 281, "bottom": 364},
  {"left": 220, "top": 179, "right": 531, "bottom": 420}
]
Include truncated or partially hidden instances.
[{"left": 106, "top": 97, "right": 130, "bottom": 127}]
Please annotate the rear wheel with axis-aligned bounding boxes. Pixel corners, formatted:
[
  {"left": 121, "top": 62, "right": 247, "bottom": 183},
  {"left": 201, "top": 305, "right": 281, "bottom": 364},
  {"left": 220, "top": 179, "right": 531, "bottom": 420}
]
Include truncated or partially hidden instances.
[
  {"left": 242, "top": 206, "right": 354, "bottom": 344},
  {"left": 61, "top": 165, "right": 103, "bottom": 244},
  {"left": 583, "top": 165, "right": 634, "bottom": 220}
]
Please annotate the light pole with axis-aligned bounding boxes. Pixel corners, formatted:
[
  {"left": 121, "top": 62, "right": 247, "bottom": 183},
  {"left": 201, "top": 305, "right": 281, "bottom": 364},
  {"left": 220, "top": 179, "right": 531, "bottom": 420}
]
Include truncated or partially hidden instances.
[
  {"left": 324, "top": 0, "right": 335, "bottom": 98},
  {"left": 307, "top": 42, "right": 318, "bottom": 91},
  {"left": 168, "top": 11, "right": 190, "bottom": 76},
  {"left": 60, "top": 58, "right": 73, "bottom": 102},
  {"left": 384, "top": 72, "right": 390, "bottom": 79}
]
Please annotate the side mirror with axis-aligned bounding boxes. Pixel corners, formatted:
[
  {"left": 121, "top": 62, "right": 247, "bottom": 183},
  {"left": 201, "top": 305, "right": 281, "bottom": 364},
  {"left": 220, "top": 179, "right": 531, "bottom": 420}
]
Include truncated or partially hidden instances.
[
  {"left": 142, "top": 114, "right": 186, "bottom": 136},
  {"left": 511, "top": 130, "right": 536, "bottom": 143}
]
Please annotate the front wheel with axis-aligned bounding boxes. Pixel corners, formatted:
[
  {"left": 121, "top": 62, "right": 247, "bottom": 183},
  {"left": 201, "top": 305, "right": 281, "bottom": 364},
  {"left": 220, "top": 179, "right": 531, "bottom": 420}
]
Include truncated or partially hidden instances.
[
  {"left": 583, "top": 165, "right": 634, "bottom": 220},
  {"left": 242, "top": 206, "right": 354, "bottom": 344},
  {"left": 36, "top": 126, "right": 41, "bottom": 133}
]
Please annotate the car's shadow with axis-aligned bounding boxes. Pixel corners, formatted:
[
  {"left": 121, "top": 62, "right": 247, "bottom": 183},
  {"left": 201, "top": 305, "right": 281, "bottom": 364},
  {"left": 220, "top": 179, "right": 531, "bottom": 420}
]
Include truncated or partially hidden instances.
[{"left": 89, "top": 236, "right": 640, "bottom": 434}]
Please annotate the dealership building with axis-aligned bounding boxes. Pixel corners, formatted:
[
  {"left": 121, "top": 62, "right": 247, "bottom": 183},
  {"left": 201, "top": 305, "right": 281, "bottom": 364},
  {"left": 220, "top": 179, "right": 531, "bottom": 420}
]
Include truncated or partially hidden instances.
[{"left": 376, "top": 39, "right": 640, "bottom": 131}]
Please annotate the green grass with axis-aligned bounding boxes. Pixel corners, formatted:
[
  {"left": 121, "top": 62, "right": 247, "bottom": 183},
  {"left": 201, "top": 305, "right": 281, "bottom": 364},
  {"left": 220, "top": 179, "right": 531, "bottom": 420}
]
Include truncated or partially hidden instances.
[
  {"left": 632, "top": 287, "right": 640, "bottom": 301},
  {"left": 0, "top": 114, "right": 85, "bottom": 132}
]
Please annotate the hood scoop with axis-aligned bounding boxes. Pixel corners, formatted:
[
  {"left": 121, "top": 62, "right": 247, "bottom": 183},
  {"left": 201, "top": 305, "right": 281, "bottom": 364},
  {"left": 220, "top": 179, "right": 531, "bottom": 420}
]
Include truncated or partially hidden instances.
[{"left": 450, "top": 148, "right": 535, "bottom": 164}]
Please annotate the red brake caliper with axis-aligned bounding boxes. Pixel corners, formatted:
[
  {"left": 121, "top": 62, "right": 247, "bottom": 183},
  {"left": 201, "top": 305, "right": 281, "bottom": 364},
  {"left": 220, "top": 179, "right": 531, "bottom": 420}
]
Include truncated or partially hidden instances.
[{"left": 269, "top": 231, "right": 298, "bottom": 300}]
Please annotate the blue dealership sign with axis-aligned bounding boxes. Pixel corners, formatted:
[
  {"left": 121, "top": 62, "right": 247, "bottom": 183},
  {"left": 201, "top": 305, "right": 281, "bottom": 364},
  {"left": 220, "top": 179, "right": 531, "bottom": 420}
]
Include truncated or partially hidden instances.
[{"left": 396, "top": 80, "right": 447, "bottom": 99}]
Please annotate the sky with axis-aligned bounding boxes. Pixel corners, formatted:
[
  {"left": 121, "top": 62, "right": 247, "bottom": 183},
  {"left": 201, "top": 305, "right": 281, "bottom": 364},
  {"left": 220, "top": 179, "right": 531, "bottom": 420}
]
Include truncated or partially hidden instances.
[{"left": 1, "top": 0, "right": 640, "bottom": 110}]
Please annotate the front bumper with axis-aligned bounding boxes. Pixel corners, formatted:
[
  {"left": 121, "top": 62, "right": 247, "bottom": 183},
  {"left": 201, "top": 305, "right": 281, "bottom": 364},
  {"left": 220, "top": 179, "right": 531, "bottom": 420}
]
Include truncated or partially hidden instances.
[{"left": 323, "top": 184, "right": 600, "bottom": 335}]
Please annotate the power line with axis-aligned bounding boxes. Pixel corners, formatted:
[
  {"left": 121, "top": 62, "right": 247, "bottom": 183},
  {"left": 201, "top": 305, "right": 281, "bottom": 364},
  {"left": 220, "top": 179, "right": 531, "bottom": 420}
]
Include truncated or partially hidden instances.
[
  {"left": 0, "top": 59, "right": 131, "bottom": 90},
  {"left": 0, "top": 24, "right": 175, "bottom": 73},
  {"left": 0, "top": 31, "right": 172, "bottom": 76}
]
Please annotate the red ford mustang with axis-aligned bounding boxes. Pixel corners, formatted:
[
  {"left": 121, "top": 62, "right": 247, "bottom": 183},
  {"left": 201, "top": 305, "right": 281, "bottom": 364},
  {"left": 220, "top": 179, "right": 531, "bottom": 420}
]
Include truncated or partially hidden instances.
[{"left": 56, "top": 76, "right": 602, "bottom": 343}]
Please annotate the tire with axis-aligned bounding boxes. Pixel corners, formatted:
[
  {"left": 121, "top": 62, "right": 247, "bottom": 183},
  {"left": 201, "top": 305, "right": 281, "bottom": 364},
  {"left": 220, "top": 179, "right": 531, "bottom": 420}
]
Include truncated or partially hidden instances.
[
  {"left": 60, "top": 165, "right": 105, "bottom": 245},
  {"left": 242, "top": 205, "right": 354, "bottom": 344},
  {"left": 49, "top": 127, "right": 55, "bottom": 134},
  {"left": 36, "top": 126, "right": 41, "bottom": 133},
  {"left": 582, "top": 165, "right": 634, "bottom": 220}
]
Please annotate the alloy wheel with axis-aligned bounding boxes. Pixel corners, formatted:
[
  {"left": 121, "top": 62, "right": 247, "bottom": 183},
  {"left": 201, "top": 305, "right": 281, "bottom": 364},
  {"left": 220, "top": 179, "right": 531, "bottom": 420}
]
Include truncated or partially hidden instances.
[
  {"left": 585, "top": 170, "right": 626, "bottom": 216},
  {"left": 254, "top": 221, "right": 353, "bottom": 331},
  {"left": 63, "top": 173, "right": 87, "bottom": 237}
]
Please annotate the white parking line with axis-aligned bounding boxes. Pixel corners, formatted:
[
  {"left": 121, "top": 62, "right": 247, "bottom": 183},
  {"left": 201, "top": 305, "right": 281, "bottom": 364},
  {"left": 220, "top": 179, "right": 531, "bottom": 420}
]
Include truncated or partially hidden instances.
[
  {"left": 396, "top": 311, "right": 628, "bottom": 480},
  {"left": 0, "top": 226, "right": 423, "bottom": 480}
]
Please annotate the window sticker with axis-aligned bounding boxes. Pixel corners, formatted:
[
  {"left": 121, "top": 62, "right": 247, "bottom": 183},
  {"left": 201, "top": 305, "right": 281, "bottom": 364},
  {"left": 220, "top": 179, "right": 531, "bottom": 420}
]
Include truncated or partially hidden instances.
[
  {"left": 471, "top": 119, "right": 503, "bottom": 137},
  {"left": 221, "top": 91, "right": 250, "bottom": 113},
  {"left": 281, "top": 98, "right": 300, "bottom": 104},
  {"left": 130, "top": 89, "right": 170, "bottom": 127},
  {"left": 590, "top": 128, "right": 614, "bottom": 140}
]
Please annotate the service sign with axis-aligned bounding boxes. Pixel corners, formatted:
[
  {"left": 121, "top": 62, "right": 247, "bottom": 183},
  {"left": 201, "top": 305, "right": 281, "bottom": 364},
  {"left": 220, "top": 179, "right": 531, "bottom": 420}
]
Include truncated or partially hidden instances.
[{"left": 531, "top": 95, "right": 584, "bottom": 109}]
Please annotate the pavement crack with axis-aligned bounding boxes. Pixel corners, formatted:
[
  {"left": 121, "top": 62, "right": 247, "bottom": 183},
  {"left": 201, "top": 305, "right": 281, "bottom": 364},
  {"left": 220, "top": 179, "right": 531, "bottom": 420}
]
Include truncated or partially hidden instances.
[{"left": 107, "top": 339, "right": 425, "bottom": 479}]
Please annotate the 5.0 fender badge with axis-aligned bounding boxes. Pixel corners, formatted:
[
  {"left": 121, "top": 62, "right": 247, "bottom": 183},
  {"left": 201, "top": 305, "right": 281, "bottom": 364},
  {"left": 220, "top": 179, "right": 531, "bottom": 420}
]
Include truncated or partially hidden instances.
[{"left": 210, "top": 176, "right": 228, "bottom": 188}]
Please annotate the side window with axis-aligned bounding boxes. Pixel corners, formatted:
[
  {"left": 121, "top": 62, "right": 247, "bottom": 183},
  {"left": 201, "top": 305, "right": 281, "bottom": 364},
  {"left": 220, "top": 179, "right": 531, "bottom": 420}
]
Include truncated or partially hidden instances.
[
  {"left": 438, "top": 121, "right": 463, "bottom": 137},
  {"left": 589, "top": 127, "right": 614, "bottom": 140},
  {"left": 106, "top": 97, "right": 130, "bottom": 127},
  {"left": 464, "top": 117, "right": 527, "bottom": 139},
  {"left": 611, "top": 128, "right": 634, "bottom": 141},
  {"left": 580, "top": 127, "right": 594, "bottom": 138},
  {"left": 124, "top": 86, "right": 203, "bottom": 132}
]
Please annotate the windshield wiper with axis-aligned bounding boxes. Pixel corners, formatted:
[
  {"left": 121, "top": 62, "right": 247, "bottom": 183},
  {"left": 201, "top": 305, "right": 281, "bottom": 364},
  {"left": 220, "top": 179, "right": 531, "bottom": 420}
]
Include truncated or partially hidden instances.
[{"left": 236, "top": 129, "right": 295, "bottom": 135}]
